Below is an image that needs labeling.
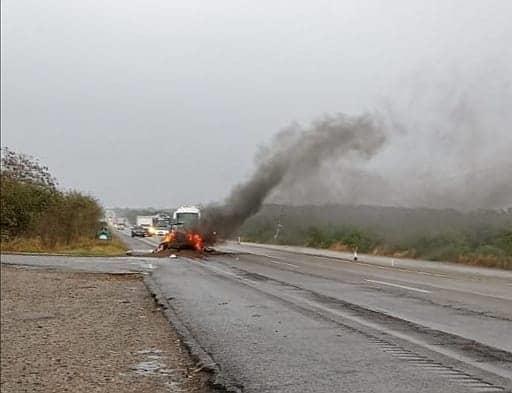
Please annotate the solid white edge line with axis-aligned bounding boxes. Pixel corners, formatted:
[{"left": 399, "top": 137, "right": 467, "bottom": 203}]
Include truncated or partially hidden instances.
[{"left": 365, "top": 279, "right": 431, "bottom": 294}]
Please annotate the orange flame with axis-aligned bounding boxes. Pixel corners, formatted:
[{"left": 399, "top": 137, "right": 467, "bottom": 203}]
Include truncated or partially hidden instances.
[
  {"left": 160, "top": 229, "right": 204, "bottom": 251},
  {"left": 186, "top": 232, "right": 203, "bottom": 251},
  {"left": 163, "top": 230, "right": 176, "bottom": 243}
]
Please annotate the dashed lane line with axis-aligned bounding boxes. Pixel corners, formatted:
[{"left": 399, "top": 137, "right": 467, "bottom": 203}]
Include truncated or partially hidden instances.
[
  {"left": 266, "top": 260, "right": 300, "bottom": 268},
  {"left": 365, "top": 279, "right": 432, "bottom": 294}
]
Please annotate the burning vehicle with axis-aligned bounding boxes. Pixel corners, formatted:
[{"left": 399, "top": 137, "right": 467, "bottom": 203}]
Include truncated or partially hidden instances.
[{"left": 155, "top": 206, "right": 205, "bottom": 252}]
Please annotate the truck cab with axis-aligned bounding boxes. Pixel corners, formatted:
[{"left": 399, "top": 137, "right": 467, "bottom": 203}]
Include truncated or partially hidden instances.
[{"left": 172, "top": 206, "right": 200, "bottom": 229}]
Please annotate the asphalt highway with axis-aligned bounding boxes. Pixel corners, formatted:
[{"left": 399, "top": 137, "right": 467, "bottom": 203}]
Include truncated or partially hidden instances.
[
  {"left": 122, "top": 231, "right": 512, "bottom": 392},
  {"left": 3, "top": 231, "right": 511, "bottom": 393}
]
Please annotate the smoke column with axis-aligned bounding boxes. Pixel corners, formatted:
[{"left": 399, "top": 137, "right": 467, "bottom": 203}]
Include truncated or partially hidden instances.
[
  {"left": 262, "top": 63, "right": 512, "bottom": 211},
  {"left": 203, "top": 113, "right": 387, "bottom": 238}
]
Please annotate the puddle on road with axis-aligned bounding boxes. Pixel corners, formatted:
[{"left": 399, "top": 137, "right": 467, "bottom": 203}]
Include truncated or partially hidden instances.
[
  {"left": 133, "top": 360, "right": 164, "bottom": 375},
  {"left": 136, "top": 348, "right": 163, "bottom": 355},
  {"left": 132, "top": 349, "right": 166, "bottom": 376},
  {"left": 131, "top": 348, "right": 186, "bottom": 382}
]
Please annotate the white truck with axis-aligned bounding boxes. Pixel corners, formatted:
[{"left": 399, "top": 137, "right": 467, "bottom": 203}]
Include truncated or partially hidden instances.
[
  {"left": 136, "top": 215, "right": 154, "bottom": 229},
  {"left": 113, "top": 217, "right": 128, "bottom": 230},
  {"left": 173, "top": 206, "right": 201, "bottom": 228}
]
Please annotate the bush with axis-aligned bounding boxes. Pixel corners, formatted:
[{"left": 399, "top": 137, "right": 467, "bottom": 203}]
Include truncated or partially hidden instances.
[
  {"left": 334, "top": 227, "right": 377, "bottom": 252},
  {"left": 239, "top": 204, "right": 512, "bottom": 268},
  {"left": 305, "top": 227, "right": 329, "bottom": 248},
  {"left": 1, "top": 147, "right": 103, "bottom": 247},
  {"left": 304, "top": 226, "right": 379, "bottom": 252},
  {"left": 35, "top": 191, "right": 103, "bottom": 247},
  {"left": 490, "top": 230, "right": 512, "bottom": 255},
  {"left": 0, "top": 177, "right": 55, "bottom": 239}
]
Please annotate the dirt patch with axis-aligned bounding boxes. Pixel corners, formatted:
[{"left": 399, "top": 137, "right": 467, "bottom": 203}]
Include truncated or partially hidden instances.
[
  {"left": 328, "top": 242, "right": 352, "bottom": 252},
  {"left": 0, "top": 265, "right": 210, "bottom": 393}
]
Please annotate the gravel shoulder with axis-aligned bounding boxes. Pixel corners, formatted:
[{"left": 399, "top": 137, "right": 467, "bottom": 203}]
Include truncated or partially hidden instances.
[{"left": 0, "top": 265, "right": 210, "bottom": 393}]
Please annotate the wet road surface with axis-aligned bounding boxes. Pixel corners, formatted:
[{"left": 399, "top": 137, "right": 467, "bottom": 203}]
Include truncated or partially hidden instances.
[{"left": 2, "top": 231, "right": 511, "bottom": 392}]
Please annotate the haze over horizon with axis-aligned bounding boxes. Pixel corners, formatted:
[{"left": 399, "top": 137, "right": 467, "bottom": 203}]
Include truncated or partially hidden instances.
[{"left": 2, "top": 0, "right": 511, "bottom": 210}]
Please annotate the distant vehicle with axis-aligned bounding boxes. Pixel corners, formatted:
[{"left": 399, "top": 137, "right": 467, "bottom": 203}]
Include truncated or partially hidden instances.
[
  {"left": 131, "top": 225, "right": 147, "bottom": 237},
  {"left": 155, "top": 227, "right": 169, "bottom": 236},
  {"left": 136, "top": 216, "right": 154, "bottom": 235},
  {"left": 153, "top": 213, "right": 171, "bottom": 236},
  {"left": 113, "top": 216, "right": 128, "bottom": 230},
  {"left": 136, "top": 215, "right": 153, "bottom": 227},
  {"left": 153, "top": 213, "right": 171, "bottom": 226}
]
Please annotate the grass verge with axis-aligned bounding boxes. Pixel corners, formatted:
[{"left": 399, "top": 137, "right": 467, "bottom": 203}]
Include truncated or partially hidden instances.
[
  {"left": 242, "top": 227, "right": 512, "bottom": 270},
  {"left": 0, "top": 235, "right": 128, "bottom": 257}
]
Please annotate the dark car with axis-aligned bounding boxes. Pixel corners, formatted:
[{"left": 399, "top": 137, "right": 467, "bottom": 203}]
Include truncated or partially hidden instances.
[{"left": 131, "top": 225, "right": 147, "bottom": 237}]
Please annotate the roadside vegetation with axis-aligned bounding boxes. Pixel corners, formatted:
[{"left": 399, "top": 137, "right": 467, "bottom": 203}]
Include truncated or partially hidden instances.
[
  {"left": 0, "top": 147, "right": 126, "bottom": 256},
  {"left": 240, "top": 204, "right": 512, "bottom": 269}
]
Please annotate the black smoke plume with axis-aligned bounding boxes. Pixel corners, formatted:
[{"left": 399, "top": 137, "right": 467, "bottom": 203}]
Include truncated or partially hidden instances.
[{"left": 202, "top": 113, "right": 387, "bottom": 238}]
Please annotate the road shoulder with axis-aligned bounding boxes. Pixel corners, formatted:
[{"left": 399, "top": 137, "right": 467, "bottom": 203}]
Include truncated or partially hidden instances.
[{"left": 0, "top": 265, "right": 210, "bottom": 393}]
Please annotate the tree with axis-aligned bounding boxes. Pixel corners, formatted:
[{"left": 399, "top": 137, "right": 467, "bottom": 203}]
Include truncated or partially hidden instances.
[{"left": 1, "top": 147, "right": 57, "bottom": 189}]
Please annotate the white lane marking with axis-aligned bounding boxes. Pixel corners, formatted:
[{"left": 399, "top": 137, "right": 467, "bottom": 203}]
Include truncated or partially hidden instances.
[
  {"left": 129, "top": 261, "right": 154, "bottom": 270},
  {"left": 348, "top": 261, "right": 448, "bottom": 278},
  {"left": 232, "top": 248, "right": 512, "bottom": 299},
  {"left": 365, "top": 279, "right": 431, "bottom": 294},
  {"left": 266, "top": 260, "right": 299, "bottom": 268},
  {"left": 239, "top": 252, "right": 493, "bottom": 299},
  {"left": 248, "top": 253, "right": 301, "bottom": 268},
  {"left": 249, "top": 249, "right": 449, "bottom": 278},
  {"left": 194, "top": 260, "right": 512, "bottom": 380}
]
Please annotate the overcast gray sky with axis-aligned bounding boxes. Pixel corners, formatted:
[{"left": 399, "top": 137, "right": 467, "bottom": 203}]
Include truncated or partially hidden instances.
[{"left": 2, "top": 0, "right": 511, "bottom": 208}]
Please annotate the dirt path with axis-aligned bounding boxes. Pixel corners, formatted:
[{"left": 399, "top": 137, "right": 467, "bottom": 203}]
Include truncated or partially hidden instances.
[{"left": 0, "top": 265, "right": 210, "bottom": 393}]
